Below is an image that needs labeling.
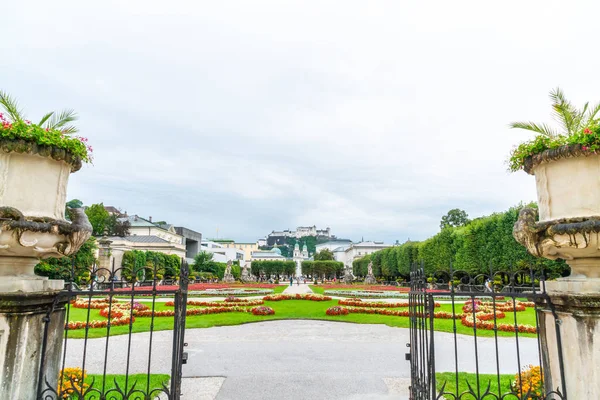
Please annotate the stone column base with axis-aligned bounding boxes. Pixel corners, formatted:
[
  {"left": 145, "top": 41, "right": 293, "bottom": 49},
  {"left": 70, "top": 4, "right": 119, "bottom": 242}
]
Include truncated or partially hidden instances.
[
  {"left": 0, "top": 291, "right": 67, "bottom": 400},
  {"left": 539, "top": 282, "right": 600, "bottom": 399}
]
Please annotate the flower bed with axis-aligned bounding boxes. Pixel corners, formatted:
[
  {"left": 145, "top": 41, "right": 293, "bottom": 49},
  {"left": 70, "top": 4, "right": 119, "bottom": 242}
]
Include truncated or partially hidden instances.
[
  {"left": 334, "top": 307, "right": 461, "bottom": 319},
  {"left": 324, "top": 290, "right": 407, "bottom": 298},
  {"left": 263, "top": 294, "right": 331, "bottom": 301},
  {"left": 337, "top": 299, "right": 441, "bottom": 308},
  {"left": 191, "top": 288, "right": 273, "bottom": 297},
  {"left": 326, "top": 306, "right": 349, "bottom": 316},
  {"left": 320, "top": 284, "right": 409, "bottom": 292},
  {"left": 164, "top": 299, "right": 264, "bottom": 307},
  {"left": 134, "top": 306, "right": 252, "bottom": 317},
  {"left": 251, "top": 306, "right": 275, "bottom": 316},
  {"left": 460, "top": 300, "right": 537, "bottom": 334}
]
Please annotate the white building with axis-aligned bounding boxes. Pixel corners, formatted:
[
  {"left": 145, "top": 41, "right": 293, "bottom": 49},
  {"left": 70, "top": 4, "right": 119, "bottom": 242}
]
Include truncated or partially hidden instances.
[
  {"left": 250, "top": 247, "right": 287, "bottom": 261},
  {"left": 342, "top": 241, "right": 392, "bottom": 270},
  {"left": 127, "top": 215, "right": 183, "bottom": 245},
  {"left": 292, "top": 242, "right": 311, "bottom": 276},
  {"left": 316, "top": 239, "right": 353, "bottom": 253},
  {"left": 200, "top": 240, "right": 245, "bottom": 264}
]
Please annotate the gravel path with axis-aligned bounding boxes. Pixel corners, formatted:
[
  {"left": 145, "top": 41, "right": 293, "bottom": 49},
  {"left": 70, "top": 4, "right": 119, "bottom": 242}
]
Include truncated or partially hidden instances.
[{"left": 63, "top": 320, "right": 540, "bottom": 399}]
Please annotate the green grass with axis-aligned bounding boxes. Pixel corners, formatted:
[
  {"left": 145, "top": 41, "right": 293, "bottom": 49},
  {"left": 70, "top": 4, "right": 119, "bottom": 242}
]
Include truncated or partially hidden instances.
[
  {"left": 272, "top": 285, "right": 287, "bottom": 294},
  {"left": 63, "top": 374, "right": 169, "bottom": 399},
  {"left": 66, "top": 298, "right": 539, "bottom": 339},
  {"left": 309, "top": 285, "right": 324, "bottom": 294},
  {"left": 435, "top": 372, "right": 515, "bottom": 400}
]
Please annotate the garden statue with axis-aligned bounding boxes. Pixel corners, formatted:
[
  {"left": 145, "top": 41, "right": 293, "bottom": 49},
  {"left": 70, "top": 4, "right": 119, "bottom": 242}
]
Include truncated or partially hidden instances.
[
  {"left": 240, "top": 264, "right": 255, "bottom": 283},
  {"left": 364, "top": 261, "right": 376, "bottom": 284},
  {"left": 222, "top": 260, "right": 235, "bottom": 283}
]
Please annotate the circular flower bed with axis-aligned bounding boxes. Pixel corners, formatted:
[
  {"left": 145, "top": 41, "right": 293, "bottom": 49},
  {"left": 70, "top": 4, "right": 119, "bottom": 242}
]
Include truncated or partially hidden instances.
[
  {"left": 251, "top": 306, "right": 275, "bottom": 316},
  {"left": 263, "top": 294, "right": 331, "bottom": 301},
  {"left": 326, "top": 306, "right": 349, "bottom": 316}
]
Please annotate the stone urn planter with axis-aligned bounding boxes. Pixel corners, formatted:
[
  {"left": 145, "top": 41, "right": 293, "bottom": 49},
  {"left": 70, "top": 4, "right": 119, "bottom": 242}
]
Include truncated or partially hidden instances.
[
  {"left": 0, "top": 140, "right": 92, "bottom": 292},
  {"left": 513, "top": 145, "right": 600, "bottom": 289}
]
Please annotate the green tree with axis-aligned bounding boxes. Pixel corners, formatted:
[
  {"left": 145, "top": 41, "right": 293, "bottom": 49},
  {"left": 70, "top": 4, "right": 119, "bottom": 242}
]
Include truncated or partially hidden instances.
[
  {"left": 440, "top": 209, "right": 470, "bottom": 229},
  {"left": 314, "top": 248, "right": 334, "bottom": 261},
  {"left": 85, "top": 203, "right": 110, "bottom": 236},
  {"left": 192, "top": 251, "right": 215, "bottom": 273},
  {"left": 34, "top": 237, "right": 98, "bottom": 284},
  {"left": 510, "top": 87, "right": 600, "bottom": 137}
]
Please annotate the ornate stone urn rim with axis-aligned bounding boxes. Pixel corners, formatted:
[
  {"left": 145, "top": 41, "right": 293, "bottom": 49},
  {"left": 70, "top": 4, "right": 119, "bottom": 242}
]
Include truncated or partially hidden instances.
[
  {"left": 522, "top": 143, "right": 596, "bottom": 175},
  {"left": 0, "top": 206, "right": 91, "bottom": 235},
  {"left": 0, "top": 137, "right": 83, "bottom": 172}
]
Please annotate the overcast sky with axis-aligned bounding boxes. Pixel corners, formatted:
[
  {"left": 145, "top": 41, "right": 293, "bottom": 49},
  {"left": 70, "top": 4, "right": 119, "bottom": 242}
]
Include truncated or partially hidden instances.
[{"left": 3, "top": 1, "right": 598, "bottom": 243}]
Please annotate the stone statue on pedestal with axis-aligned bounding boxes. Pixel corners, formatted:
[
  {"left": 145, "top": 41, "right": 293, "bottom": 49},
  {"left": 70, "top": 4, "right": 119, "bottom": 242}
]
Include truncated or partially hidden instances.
[
  {"left": 364, "top": 261, "right": 376, "bottom": 284},
  {"left": 240, "top": 264, "right": 256, "bottom": 283},
  {"left": 222, "top": 260, "right": 235, "bottom": 283}
]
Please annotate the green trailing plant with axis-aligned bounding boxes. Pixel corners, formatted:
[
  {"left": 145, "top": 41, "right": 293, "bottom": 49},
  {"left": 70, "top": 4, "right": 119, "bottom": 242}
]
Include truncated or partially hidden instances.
[
  {"left": 0, "top": 91, "right": 92, "bottom": 163},
  {"left": 509, "top": 88, "right": 600, "bottom": 172}
]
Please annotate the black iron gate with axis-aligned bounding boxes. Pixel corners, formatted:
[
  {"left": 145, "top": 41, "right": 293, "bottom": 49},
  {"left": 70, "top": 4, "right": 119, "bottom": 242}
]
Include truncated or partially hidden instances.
[
  {"left": 38, "top": 258, "right": 189, "bottom": 399},
  {"left": 408, "top": 263, "right": 566, "bottom": 400}
]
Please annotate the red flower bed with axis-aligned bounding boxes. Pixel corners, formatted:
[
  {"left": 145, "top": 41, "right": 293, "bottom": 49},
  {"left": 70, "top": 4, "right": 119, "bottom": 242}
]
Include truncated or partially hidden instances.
[
  {"left": 134, "top": 306, "right": 252, "bottom": 317},
  {"left": 251, "top": 306, "right": 275, "bottom": 316},
  {"left": 165, "top": 299, "right": 264, "bottom": 307},
  {"left": 326, "top": 306, "right": 349, "bottom": 316},
  {"left": 263, "top": 294, "right": 331, "bottom": 301},
  {"left": 111, "top": 283, "right": 278, "bottom": 292},
  {"left": 337, "top": 299, "right": 441, "bottom": 308}
]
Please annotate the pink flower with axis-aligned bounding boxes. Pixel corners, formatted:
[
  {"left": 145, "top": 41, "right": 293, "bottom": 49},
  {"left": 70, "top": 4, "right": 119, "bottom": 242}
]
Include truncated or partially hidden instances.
[
  {"left": 583, "top": 146, "right": 589, "bottom": 151},
  {"left": 25, "top": 120, "right": 31, "bottom": 125},
  {"left": 584, "top": 128, "right": 593, "bottom": 134}
]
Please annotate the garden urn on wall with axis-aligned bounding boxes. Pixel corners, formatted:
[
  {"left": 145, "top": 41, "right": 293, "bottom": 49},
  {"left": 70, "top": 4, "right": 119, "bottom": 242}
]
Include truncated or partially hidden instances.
[
  {"left": 510, "top": 88, "right": 600, "bottom": 291},
  {"left": 0, "top": 93, "right": 93, "bottom": 292}
]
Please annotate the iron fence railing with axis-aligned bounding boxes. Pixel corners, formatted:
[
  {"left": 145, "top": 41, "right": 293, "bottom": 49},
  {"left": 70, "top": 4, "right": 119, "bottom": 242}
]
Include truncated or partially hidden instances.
[{"left": 408, "top": 263, "right": 566, "bottom": 400}]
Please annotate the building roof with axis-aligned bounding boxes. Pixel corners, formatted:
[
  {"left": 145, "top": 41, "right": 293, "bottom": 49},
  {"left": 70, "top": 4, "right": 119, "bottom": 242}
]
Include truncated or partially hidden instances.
[
  {"left": 352, "top": 241, "right": 390, "bottom": 247},
  {"left": 126, "top": 215, "right": 156, "bottom": 228},
  {"left": 251, "top": 251, "right": 286, "bottom": 259},
  {"left": 125, "top": 235, "right": 170, "bottom": 243},
  {"left": 104, "top": 206, "right": 122, "bottom": 215},
  {"left": 317, "top": 239, "right": 352, "bottom": 246}
]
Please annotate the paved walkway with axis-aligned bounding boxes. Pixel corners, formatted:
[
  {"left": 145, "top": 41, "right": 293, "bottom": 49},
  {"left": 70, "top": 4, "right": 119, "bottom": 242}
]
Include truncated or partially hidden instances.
[
  {"left": 64, "top": 320, "right": 540, "bottom": 400},
  {"left": 282, "top": 282, "right": 314, "bottom": 294}
]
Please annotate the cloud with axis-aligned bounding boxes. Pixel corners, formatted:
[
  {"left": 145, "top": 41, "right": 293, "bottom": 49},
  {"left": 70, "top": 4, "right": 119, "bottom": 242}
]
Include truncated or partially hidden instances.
[{"left": 2, "top": 0, "right": 595, "bottom": 242}]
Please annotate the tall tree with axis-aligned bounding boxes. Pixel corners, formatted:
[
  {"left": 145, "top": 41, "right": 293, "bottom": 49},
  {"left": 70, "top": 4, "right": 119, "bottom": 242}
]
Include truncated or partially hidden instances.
[
  {"left": 192, "top": 251, "right": 215, "bottom": 273},
  {"left": 85, "top": 203, "right": 110, "bottom": 236},
  {"left": 440, "top": 209, "right": 470, "bottom": 229},
  {"left": 314, "top": 248, "right": 334, "bottom": 261}
]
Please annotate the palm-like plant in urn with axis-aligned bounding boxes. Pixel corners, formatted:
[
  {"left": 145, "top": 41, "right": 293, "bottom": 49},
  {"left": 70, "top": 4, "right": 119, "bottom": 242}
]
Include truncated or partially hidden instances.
[
  {"left": 511, "top": 88, "right": 600, "bottom": 289},
  {"left": 0, "top": 91, "right": 92, "bottom": 292}
]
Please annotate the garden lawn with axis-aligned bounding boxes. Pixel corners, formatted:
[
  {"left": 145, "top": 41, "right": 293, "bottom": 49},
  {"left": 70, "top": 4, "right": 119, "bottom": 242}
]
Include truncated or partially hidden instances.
[
  {"left": 309, "top": 285, "right": 324, "bottom": 294},
  {"left": 81, "top": 373, "right": 170, "bottom": 400},
  {"left": 66, "top": 299, "right": 539, "bottom": 339},
  {"left": 435, "top": 372, "right": 515, "bottom": 400}
]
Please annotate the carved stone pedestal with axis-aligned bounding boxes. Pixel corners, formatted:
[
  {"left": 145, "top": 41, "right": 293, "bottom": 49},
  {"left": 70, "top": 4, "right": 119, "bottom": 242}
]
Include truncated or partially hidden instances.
[
  {"left": 0, "top": 291, "right": 67, "bottom": 400},
  {"left": 364, "top": 274, "right": 376, "bottom": 285},
  {"left": 538, "top": 279, "right": 600, "bottom": 399}
]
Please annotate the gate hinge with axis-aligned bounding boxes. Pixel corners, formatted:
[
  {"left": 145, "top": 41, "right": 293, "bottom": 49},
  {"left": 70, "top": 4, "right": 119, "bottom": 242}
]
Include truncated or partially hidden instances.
[
  {"left": 182, "top": 352, "right": 189, "bottom": 365},
  {"left": 405, "top": 352, "right": 411, "bottom": 361}
]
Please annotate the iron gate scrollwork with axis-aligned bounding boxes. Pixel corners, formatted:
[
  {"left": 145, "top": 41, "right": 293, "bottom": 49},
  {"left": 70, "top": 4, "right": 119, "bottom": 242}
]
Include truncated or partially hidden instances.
[
  {"left": 38, "top": 258, "right": 190, "bottom": 400},
  {"left": 408, "top": 262, "right": 566, "bottom": 400}
]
